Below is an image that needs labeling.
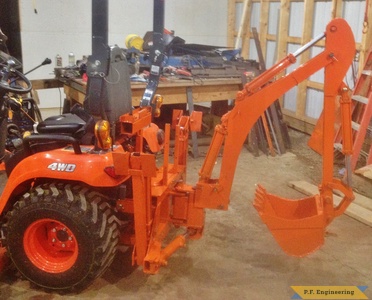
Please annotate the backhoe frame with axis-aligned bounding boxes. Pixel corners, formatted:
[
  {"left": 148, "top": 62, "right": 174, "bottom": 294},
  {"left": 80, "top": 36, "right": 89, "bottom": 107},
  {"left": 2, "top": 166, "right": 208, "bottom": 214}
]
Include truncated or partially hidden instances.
[{"left": 129, "top": 18, "right": 356, "bottom": 270}]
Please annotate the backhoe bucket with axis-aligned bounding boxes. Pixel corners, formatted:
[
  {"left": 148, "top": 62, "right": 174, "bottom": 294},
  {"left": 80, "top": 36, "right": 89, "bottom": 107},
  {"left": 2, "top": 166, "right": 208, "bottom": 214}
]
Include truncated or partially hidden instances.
[{"left": 254, "top": 185, "right": 326, "bottom": 257}]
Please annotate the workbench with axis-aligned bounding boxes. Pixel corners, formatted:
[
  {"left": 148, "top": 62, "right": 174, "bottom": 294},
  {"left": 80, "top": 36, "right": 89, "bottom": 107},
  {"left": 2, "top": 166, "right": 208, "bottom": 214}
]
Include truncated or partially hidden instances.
[{"left": 62, "top": 77, "right": 243, "bottom": 107}]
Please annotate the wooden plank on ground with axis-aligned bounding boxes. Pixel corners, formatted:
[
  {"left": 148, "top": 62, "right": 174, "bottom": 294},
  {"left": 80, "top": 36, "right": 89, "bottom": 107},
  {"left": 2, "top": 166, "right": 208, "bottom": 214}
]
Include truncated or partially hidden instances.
[
  {"left": 288, "top": 180, "right": 372, "bottom": 227},
  {"left": 355, "top": 165, "right": 372, "bottom": 180},
  {"left": 282, "top": 112, "right": 316, "bottom": 135}
]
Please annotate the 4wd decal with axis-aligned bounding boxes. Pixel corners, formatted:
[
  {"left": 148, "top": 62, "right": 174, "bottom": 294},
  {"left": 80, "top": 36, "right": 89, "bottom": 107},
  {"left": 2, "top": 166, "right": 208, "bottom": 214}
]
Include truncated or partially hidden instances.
[{"left": 47, "top": 163, "right": 76, "bottom": 172}]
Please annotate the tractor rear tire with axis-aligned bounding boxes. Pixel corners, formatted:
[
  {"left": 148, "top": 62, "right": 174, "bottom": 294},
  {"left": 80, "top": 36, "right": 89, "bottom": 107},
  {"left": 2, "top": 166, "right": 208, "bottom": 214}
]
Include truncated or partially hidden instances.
[{"left": 3, "top": 182, "right": 119, "bottom": 292}]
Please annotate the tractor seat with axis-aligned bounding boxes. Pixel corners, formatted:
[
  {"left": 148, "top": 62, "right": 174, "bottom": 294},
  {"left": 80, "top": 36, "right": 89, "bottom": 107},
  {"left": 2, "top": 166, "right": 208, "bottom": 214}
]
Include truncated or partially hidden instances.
[
  {"left": 37, "top": 114, "right": 86, "bottom": 136},
  {"left": 7, "top": 105, "right": 95, "bottom": 176},
  {"left": 36, "top": 104, "right": 96, "bottom": 140}
]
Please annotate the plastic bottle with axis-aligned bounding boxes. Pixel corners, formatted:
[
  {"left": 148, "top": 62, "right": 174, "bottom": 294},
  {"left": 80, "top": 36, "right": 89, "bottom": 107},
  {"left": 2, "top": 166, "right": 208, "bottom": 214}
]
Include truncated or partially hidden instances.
[
  {"left": 55, "top": 54, "right": 62, "bottom": 67},
  {"left": 68, "top": 52, "right": 75, "bottom": 67}
]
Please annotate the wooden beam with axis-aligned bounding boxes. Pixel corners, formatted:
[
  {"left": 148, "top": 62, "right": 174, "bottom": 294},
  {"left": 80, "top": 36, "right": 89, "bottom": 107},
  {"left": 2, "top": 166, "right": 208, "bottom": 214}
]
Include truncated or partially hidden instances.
[
  {"left": 282, "top": 109, "right": 317, "bottom": 134},
  {"left": 355, "top": 165, "right": 372, "bottom": 180},
  {"left": 241, "top": 0, "right": 253, "bottom": 58},
  {"left": 227, "top": 0, "right": 236, "bottom": 48},
  {"left": 259, "top": 0, "right": 270, "bottom": 58},
  {"left": 331, "top": 0, "right": 343, "bottom": 19},
  {"left": 296, "top": 0, "right": 315, "bottom": 120},
  {"left": 289, "top": 181, "right": 372, "bottom": 228},
  {"left": 235, "top": 0, "right": 251, "bottom": 49},
  {"left": 287, "top": 36, "right": 302, "bottom": 44},
  {"left": 307, "top": 81, "right": 324, "bottom": 91},
  {"left": 360, "top": 0, "right": 372, "bottom": 71},
  {"left": 277, "top": 0, "right": 290, "bottom": 61}
]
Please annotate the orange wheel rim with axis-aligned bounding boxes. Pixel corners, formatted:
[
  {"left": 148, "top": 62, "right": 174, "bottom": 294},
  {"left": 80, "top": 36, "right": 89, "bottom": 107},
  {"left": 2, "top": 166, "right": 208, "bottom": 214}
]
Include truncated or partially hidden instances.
[{"left": 23, "top": 218, "right": 78, "bottom": 273}]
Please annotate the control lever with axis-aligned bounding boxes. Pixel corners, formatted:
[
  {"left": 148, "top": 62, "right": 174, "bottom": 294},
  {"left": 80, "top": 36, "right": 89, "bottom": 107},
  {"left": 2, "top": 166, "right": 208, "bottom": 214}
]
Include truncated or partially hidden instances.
[{"left": 24, "top": 58, "right": 52, "bottom": 75}]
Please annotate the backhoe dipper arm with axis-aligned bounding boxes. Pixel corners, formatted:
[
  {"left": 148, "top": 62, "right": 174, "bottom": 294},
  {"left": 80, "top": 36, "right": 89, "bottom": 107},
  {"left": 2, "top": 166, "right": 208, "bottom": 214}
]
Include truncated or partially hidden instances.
[{"left": 194, "top": 18, "right": 355, "bottom": 210}]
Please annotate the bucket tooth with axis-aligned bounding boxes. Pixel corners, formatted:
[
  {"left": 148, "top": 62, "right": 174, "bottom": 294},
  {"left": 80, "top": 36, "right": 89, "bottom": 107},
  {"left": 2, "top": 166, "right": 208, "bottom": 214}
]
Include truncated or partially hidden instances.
[{"left": 254, "top": 185, "right": 326, "bottom": 257}]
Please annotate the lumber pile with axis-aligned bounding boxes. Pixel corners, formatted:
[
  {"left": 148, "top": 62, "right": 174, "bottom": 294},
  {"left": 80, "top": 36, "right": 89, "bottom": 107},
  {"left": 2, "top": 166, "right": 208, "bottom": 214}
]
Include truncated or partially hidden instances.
[{"left": 288, "top": 180, "right": 372, "bottom": 227}]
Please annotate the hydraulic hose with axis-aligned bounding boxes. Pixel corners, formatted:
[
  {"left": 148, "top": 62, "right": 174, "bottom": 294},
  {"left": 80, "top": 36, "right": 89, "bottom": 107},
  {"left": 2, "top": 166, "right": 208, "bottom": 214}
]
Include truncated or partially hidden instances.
[{"left": 0, "top": 114, "right": 6, "bottom": 161}]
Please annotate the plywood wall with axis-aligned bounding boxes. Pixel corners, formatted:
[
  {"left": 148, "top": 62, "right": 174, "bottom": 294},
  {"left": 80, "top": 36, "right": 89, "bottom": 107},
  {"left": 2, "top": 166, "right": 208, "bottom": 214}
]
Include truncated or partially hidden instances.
[{"left": 228, "top": 0, "right": 372, "bottom": 133}]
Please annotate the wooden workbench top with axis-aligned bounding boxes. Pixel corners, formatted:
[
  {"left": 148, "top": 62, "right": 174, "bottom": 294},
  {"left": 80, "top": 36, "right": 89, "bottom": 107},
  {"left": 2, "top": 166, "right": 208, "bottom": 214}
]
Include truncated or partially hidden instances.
[
  {"left": 63, "top": 76, "right": 243, "bottom": 88},
  {"left": 63, "top": 76, "right": 243, "bottom": 106}
]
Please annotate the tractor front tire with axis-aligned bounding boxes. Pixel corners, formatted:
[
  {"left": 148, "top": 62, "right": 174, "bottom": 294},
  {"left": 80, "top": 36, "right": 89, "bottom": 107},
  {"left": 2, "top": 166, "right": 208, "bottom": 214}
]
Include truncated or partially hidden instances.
[{"left": 3, "top": 182, "right": 119, "bottom": 292}]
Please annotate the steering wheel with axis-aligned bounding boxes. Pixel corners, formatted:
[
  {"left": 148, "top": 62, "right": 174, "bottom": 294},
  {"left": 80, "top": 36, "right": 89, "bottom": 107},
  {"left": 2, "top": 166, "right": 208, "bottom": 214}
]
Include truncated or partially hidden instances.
[{"left": 0, "top": 59, "right": 32, "bottom": 94}]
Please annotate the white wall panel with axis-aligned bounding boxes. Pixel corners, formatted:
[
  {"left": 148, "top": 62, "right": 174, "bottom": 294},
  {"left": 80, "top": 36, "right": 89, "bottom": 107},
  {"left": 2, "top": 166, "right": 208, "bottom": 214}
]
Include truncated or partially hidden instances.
[
  {"left": 164, "top": 0, "right": 228, "bottom": 46},
  {"left": 306, "top": 88, "right": 324, "bottom": 119},
  {"left": 288, "top": 2, "right": 304, "bottom": 37},
  {"left": 268, "top": 2, "right": 280, "bottom": 35},
  {"left": 241, "top": 3, "right": 260, "bottom": 60},
  {"left": 309, "top": 46, "right": 324, "bottom": 83},
  {"left": 313, "top": 1, "right": 332, "bottom": 37},
  {"left": 19, "top": 1, "right": 92, "bottom": 80},
  {"left": 265, "top": 40, "right": 277, "bottom": 66},
  {"left": 249, "top": 39, "right": 259, "bottom": 61},
  {"left": 250, "top": 2, "right": 261, "bottom": 30},
  {"left": 343, "top": 0, "right": 365, "bottom": 43},
  {"left": 283, "top": 43, "right": 300, "bottom": 112},
  {"left": 235, "top": 2, "right": 244, "bottom": 32}
]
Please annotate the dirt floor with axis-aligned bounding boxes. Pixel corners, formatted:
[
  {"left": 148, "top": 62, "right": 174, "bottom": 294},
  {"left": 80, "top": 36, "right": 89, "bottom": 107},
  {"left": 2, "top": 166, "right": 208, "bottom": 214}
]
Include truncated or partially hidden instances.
[{"left": 0, "top": 129, "right": 371, "bottom": 300}]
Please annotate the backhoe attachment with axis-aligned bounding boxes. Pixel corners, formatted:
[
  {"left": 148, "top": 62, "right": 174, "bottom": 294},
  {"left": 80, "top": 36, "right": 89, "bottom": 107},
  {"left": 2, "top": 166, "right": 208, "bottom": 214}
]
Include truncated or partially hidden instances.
[
  {"left": 196, "top": 18, "right": 355, "bottom": 257},
  {"left": 250, "top": 19, "right": 355, "bottom": 256}
]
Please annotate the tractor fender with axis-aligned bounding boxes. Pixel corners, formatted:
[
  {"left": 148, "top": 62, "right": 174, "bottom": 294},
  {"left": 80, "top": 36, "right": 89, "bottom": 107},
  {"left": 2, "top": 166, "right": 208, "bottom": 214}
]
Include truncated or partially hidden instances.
[{"left": 0, "top": 146, "right": 130, "bottom": 215}]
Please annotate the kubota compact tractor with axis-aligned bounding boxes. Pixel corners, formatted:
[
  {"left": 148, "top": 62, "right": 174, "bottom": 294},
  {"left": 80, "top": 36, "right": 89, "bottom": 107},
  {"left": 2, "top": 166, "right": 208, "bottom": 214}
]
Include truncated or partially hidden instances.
[{"left": 0, "top": 15, "right": 356, "bottom": 292}]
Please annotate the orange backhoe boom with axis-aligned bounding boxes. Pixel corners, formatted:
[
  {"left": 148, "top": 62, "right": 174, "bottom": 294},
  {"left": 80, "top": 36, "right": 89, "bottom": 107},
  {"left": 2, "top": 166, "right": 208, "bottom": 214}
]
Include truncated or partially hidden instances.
[{"left": 195, "top": 18, "right": 355, "bottom": 211}]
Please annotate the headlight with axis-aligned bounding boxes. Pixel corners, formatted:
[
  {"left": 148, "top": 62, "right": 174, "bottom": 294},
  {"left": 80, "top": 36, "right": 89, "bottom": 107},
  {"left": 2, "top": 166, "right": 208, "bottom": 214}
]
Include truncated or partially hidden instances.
[
  {"left": 152, "top": 94, "right": 163, "bottom": 118},
  {"left": 95, "top": 120, "right": 112, "bottom": 150}
]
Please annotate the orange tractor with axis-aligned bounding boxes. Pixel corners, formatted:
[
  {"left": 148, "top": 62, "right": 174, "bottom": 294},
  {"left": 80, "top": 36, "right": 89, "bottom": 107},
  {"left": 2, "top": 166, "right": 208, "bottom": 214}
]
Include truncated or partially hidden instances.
[{"left": 0, "top": 18, "right": 356, "bottom": 292}]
